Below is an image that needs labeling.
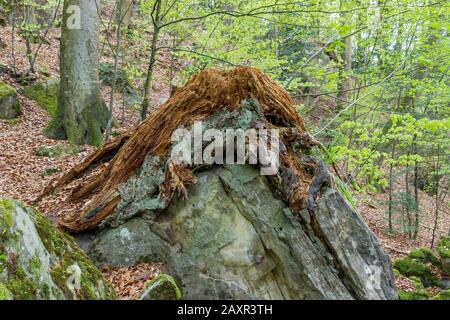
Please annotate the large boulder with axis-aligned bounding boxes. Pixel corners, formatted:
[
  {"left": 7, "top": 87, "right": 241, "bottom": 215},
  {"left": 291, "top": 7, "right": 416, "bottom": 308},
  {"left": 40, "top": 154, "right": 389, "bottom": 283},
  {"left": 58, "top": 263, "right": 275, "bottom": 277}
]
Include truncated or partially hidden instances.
[
  {"left": 0, "top": 81, "right": 20, "bottom": 119},
  {"left": 85, "top": 165, "right": 397, "bottom": 300},
  {"left": 0, "top": 199, "right": 116, "bottom": 300}
]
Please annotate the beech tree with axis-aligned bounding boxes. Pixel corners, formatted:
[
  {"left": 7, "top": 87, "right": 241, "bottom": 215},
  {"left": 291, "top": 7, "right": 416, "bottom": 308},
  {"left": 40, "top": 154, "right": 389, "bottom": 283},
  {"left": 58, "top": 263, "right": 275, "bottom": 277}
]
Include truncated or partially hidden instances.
[{"left": 46, "top": 0, "right": 108, "bottom": 146}]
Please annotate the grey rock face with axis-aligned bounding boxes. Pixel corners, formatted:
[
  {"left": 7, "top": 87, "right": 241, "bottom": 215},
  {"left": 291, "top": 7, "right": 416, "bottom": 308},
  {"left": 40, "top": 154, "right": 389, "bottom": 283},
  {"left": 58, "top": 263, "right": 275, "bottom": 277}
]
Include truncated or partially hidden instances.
[{"left": 86, "top": 165, "right": 397, "bottom": 300}]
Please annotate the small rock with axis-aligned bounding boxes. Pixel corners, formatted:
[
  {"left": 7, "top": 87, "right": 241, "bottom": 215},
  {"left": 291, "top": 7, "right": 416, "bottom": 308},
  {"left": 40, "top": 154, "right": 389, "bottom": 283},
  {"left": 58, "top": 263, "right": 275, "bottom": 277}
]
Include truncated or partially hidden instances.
[
  {"left": 0, "top": 81, "right": 21, "bottom": 119},
  {"left": 140, "top": 274, "right": 181, "bottom": 300},
  {"left": 34, "top": 144, "right": 84, "bottom": 158}
]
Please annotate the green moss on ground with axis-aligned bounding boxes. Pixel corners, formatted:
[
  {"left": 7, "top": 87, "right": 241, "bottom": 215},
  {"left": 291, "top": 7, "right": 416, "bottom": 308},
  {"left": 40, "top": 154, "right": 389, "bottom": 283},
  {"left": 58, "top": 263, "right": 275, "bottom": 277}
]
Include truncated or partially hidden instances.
[
  {"left": 408, "top": 248, "right": 441, "bottom": 266},
  {"left": 0, "top": 282, "right": 13, "bottom": 300},
  {"left": 20, "top": 80, "right": 58, "bottom": 116},
  {"left": 393, "top": 258, "right": 440, "bottom": 287},
  {"left": 398, "top": 289, "right": 430, "bottom": 300},
  {"left": 34, "top": 144, "right": 84, "bottom": 158},
  {"left": 437, "top": 236, "right": 450, "bottom": 259},
  {"left": 40, "top": 167, "right": 59, "bottom": 177}
]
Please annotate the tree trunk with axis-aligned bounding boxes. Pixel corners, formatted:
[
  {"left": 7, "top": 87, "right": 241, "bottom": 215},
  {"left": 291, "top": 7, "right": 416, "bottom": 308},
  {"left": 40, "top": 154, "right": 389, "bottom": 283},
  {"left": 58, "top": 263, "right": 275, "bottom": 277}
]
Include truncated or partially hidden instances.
[{"left": 45, "top": 0, "right": 108, "bottom": 146}]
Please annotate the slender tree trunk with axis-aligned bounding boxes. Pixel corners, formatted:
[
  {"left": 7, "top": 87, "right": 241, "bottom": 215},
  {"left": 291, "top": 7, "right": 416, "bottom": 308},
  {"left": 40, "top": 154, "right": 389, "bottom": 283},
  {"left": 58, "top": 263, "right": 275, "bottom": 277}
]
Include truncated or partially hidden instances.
[
  {"left": 105, "top": 0, "right": 123, "bottom": 142},
  {"left": 45, "top": 0, "right": 108, "bottom": 146},
  {"left": 140, "top": 0, "right": 162, "bottom": 121}
]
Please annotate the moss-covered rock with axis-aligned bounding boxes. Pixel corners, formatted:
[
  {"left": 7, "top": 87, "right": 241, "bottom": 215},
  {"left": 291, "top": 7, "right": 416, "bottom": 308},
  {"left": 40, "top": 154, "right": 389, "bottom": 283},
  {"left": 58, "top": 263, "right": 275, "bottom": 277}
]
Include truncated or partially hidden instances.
[
  {"left": 398, "top": 289, "right": 430, "bottom": 300},
  {"left": 437, "top": 236, "right": 450, "bottom": 259},
  {"left": 408, "top": 248, "right": 441, "bottom": 267},
  {"left": 20, "top": 79, "right": 58, "bottom": 116},
  {"left": 0, "top": 81, "right": 21, "bottom": 120},
  {"left": 140, "top": 274, "right": 181, "bottom": 300},
  {"left": 431, "top": 289, "right": 450, "bottom": 300},
  {"left": 393, "top": 258, "right": 440, "bottom": 287},
  {"left": 34, "top": 144, "right": 84, "bottom": 158},
  {"left": 0, "top": 198, "right": 116, "bottom": 300},
  {"left": 0, "top": 282, "right": 12, "bottom": 300}
]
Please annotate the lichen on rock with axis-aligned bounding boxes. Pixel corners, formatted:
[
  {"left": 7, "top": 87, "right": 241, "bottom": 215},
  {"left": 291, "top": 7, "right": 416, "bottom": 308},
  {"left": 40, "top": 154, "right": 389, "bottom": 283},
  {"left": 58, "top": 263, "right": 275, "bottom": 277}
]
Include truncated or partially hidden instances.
[{"left": 0, "top": 198, "right": 116, "bottom": 300}]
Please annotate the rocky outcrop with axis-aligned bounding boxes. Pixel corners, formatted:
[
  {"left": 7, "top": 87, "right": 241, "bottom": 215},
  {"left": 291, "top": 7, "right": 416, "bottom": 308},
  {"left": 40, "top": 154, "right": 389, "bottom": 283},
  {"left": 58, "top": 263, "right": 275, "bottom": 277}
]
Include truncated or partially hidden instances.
[
  {"left": 140, "top": 274, "right": 181, "bottom": 300},
  {"left": 0, "top": 199, "right": 116, "bottom": 300},
  {"left": 85, "top": 165, "right": 397, "bottom": 300},
  {"left": 0, "top": 81, "right": 20, "bottom": 119}
]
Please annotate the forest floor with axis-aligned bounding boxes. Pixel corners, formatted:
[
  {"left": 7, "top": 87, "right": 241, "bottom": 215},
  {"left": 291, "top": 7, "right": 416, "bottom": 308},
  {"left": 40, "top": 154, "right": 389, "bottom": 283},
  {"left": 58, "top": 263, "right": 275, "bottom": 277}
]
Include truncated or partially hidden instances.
[{"left": 0, "top": 25, "right": 449, "bottom": 299}]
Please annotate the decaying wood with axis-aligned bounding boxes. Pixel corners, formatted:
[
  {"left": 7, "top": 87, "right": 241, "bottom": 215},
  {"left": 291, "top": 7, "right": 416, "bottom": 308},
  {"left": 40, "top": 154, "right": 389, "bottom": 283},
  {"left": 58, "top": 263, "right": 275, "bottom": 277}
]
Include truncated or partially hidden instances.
[{"left": 38, "top": 67, "right": 320, "bottom": 232}]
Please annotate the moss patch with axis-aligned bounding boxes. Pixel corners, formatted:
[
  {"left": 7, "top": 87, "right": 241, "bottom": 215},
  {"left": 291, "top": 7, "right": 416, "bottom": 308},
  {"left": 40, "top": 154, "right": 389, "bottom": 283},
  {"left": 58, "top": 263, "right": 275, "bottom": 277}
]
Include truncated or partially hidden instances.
[
  {"left": 141, "top": 274, "right": 181, "bottom": 300},
  {"left": 41, "top": 167, "right": 59, "bottom": 177},
  {"left": 393, "top": 258, "right": 440, "bottom": 287},
  {"left": 0, "top": 282, "right": 13, "bottom": 300},
  {"left": 1, "top": 199, "right": 116, "bottom": 300},
  {"left": 20, "top": 80, "right": 58, "bottom": 116},
  {"left": 33, "top": 210, "right": 117, "bottom": 300},
  {"left": 34, "top": 144, "right": 84, "bottom": 158},
  {"left": 437, "top": 236, "right": 450, "bottom": 259},
  {"left": 431, "top": 289, "right": 450, "bottom": 300},
  {"left": 408, "top": 248, "right": 441, "bottom": 266},
  {"left": 398, "top": 289, "right": 430, "bottom": 300},
  {"left": 0, "top": 81, "right": 16, "bottom": 98}
]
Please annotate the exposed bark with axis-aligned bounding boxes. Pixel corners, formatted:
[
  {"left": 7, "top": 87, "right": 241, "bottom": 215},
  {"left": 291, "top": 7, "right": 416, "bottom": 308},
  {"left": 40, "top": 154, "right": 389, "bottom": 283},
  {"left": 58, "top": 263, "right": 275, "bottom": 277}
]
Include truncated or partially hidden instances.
[{"left": 45, "top": 0, "right": 109, "bottom": 146}]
